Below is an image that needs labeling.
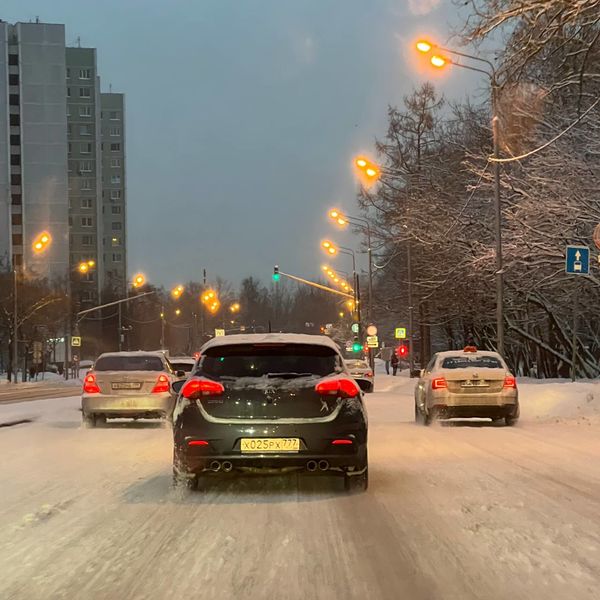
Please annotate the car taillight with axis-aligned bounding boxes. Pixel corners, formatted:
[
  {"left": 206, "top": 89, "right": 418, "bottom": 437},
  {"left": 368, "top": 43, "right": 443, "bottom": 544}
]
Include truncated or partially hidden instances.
[
  {"left": 366, "top": 372, "right": 373, "bottom": 378},
  {"left": 315, "top": 378, "right": 360, "bottom": 398},
  {"left": 503, "top": 375, "right": 517, "bottom": 389},
  {"left": 180, "top": 377, "right": 225, "bottom": 400},
  {"left": 151, "top": 374, "right": 170, "bottom": 394},
  {"left": 83, "top": 373, "right": 100, "bottom": 394},
  {"left": 331, "top": 439, "right": 353, "bottom": 445},
  {"left": 431, "top": 377, "right": 448, "bottom": 390},
  {"left": 188, "top": 440, "right": 209, "bottom": 447}
]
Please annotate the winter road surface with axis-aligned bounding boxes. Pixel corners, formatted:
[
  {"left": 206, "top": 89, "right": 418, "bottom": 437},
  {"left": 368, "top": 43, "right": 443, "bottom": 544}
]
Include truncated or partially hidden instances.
[{"left": 0, "top": 375, "right": 599, "bottom": 600}]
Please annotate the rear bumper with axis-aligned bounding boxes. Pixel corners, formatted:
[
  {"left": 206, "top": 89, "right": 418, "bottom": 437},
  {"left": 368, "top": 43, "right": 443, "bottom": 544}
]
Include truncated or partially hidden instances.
[
  {"left": 431, "top": 403, "right": 519, "bottom": 419},
  {"left": 82, "top": 393, "right": 175, "bottom": 418}
]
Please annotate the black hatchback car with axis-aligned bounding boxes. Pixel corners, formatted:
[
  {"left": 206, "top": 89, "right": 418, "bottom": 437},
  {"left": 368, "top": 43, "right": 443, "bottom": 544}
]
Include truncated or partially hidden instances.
[{"left": 172, "top": 333, "right": 368, "bottom": 491}]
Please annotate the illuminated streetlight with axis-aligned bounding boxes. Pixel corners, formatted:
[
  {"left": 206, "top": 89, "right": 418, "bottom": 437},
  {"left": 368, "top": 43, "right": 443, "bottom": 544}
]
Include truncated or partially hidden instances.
[
  {"left": 32, "top": 231, "right": 52, "bottom": 253},
  {"left": 171, "top": 284, "right": 184, "bottom": 299},
  {"left": 354, "top": 156, "right": 381, "bottom": 183},
  {"left": 321, "top": 240, "right": 338, "bottom": 256},
  {"left": 175, "top": 308, "right": 181, "bottom": 316},
  {"left": 229, "top": 302, "right": 241, "bottom": 313},
  {"left": 416, "top": 40, "right": 433, "bottom": 53},
  {"left": 430, "top": 55, "right": 448, "bottom": 69},
  {"left": 132, "top": 273, "right": 145, "bottom": 288}
]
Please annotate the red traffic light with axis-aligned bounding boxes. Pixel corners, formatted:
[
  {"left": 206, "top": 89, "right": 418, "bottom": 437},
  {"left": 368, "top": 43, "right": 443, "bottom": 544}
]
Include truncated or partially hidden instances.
[{"left": 397, "top": 345, "right": 408, "bottom": 357}]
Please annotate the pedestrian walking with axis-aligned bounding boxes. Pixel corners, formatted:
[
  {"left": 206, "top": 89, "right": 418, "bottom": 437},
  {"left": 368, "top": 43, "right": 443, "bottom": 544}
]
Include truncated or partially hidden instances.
[
  {"left": 380, "top": 344, "right": 394, "bottom": 375},
  {"left": 391, "top": 351, "right": 399, "bottom": 376}
]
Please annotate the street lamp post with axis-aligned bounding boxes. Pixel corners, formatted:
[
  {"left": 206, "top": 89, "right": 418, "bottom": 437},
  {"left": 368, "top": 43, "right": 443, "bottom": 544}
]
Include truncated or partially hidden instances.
[{"left": 416, "top": 40, "right": 504, "bottom": 355}]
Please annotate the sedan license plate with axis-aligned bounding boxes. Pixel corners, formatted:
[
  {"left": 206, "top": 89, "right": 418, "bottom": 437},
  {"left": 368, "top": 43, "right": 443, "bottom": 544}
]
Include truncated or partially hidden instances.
[
  {"left": 111, "top": 382, "right": 142, "bottom": 390},
  {"left": 461, "top": 380, "right": 489, "bottom": 388},
  {"left": 240, "top": 438, "right": 300, "bottom": 453}
]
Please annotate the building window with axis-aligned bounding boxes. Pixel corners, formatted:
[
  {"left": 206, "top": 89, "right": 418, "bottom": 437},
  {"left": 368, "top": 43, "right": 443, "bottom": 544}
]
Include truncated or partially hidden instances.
[
  {"left": 81, "top": 217, "right": 93, "bottom": 228},
  {"left": 110, "top": 190, "right": 121, "bottom": 200},
  {"left": 81, "top": 142, "right": 92, "bottom": 154},
  {"left": 110, "top": 143, "right": 120, "bottom": 152},
  {"left": 112, "top": 253, "right": 122, "bottom": 263},
  {"left": 110, "top": 111, "right": 120, "bottom": 120},
  {"left": 79, "top": 161, "right": 92, "bottom": 172},
  {"left": 9, "top": 94, "right": 19, "bottom": 106},
  {"left": 81, "top": 179, "right": 92, "bottom": 190},
  {"left": 79, "top": 106, "right": 91, "bottom": 118},
  {"left": 81, "top": 198, "right": 93, "bottom": 209},
  {"left": 68, "top": 143, "right": 72, "bottom": 156},
  {"left": 79, "top": 88, "right": 91, "bottom": 98},
  {"left": 12, "top": 234, "right": 23, "bottom": 246},
  {"left": 67, "top": 87, "right": 71, "bottom": 97},
  {"left": 11, "top": 194, "right": 22, "bottom": 206},
  {"left": 110, "top": 127, "right": 121, "bottom": 136},
  {"left": 66, "top": 68, "right": 71, "bottom": 79},
  {"left": 111, "top": 236, "right": 121, "bottom": 247},
  {"left": 8, "top": 54, "right": 18, "bottom": 66},
  {"left": 11, "top": 213, "right": 22, "bottom": 226},
  {"left": 66, "top": 106, "right": 71, "bottom": 117},
  {"left": 110, "top": 158, "right": 121, "bottom": 168},
  {"left": 10, "top": 154, "right": 20, "bottom": 166},
  {"left": 9, "top": 114, "right": 20, "bottom": 126},
  {"left": 111, "top": 174, "right": 121, "bottom": 184},
  {"left": 112, "top": 222, "right": 122, "bottom": 231},
  {"left": 10, "top": 134, "right": 20, "bottom": 146},
  {"left": 80, "top": 125, "right": 92, "bottom": 136},
  {"left": 9, "top": 74, "right": 19, "bottom": 86},
  {"left": 79, "top": 68, "right": 92, "bottom": 80},
  {"left": 11, "top": 174, "right": 21, "bottom": 186},
  {"left": 111, "top": 205, "right": 122, "bottom": 214},
  {"left": 82, "top": 235, "right": 93, "bottom": 246}
]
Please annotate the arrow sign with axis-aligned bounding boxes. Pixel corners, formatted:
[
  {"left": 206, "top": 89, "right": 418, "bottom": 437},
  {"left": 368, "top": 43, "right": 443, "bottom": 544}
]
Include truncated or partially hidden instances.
[{"left": 565, "top": 245, "right": 590, "bottom": 275}]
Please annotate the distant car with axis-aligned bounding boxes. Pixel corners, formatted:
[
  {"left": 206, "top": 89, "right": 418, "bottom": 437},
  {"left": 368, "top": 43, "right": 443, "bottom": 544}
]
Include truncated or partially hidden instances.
[
  {"left": 172, "top": 333, "right": 369, "bottom": 492},
  {"left": 81, "top": 351, "right": 184, "bottom": 427},
  {"left": 344, "top": 359, "right": 374, "bottom": 393},
  {"left": 414, "top": 347, "right": 519, "bottom": 426},
  {"left": 169, "top": 356, "right": 196, "bottom": 375}
]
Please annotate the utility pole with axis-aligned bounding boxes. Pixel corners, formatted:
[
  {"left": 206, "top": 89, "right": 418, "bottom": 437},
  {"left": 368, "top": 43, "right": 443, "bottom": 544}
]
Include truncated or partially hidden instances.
[
  {"left": 407, "top": 241, "right": 414, "bottom": 375},
  {"left": 492, "top": 112, "right": 504, "bottom": 357},
  {"left": 12, "top": 260, "right": 18, "bottom": 384}
]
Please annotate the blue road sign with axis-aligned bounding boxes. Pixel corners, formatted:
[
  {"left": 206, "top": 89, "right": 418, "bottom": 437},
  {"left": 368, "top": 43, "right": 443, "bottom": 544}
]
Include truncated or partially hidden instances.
[{"left": 565, "top": 245, "right": 590, "bottom": 275}]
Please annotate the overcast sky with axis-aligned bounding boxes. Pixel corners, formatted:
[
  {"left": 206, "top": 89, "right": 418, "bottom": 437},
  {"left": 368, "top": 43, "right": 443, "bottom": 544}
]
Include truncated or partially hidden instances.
[{"left": 5, "top": 0, "right": 483, "bottom": 288}]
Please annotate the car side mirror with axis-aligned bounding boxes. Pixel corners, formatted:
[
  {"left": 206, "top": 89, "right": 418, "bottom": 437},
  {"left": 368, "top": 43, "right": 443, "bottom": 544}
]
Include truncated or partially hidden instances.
[
  {"left": 355, "top": 378, "right": 372, "bottom": 392},
  {"left": 172, "top": 379, "right": 186, "bottom": 395},
  {"left": 176, "top": 370, "right": 186, "bottom": 378}
]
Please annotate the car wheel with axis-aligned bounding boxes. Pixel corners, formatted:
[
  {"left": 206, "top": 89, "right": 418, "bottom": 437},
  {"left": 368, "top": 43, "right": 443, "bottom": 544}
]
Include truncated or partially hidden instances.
[
  {"left": 345, "top": 466, "right": 368, "bottom": 492},
  {"left": 82, "top": 413, "right": 96, "bottom": 428},
  {"left": 505, "top": 416, "right": 519, "bottom": 426}
]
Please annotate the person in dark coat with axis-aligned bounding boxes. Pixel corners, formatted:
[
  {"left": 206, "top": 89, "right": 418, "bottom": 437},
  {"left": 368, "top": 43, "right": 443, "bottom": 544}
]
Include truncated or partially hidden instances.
[{"left": 391, "top": 350, "right": 399, "bottom": 376}]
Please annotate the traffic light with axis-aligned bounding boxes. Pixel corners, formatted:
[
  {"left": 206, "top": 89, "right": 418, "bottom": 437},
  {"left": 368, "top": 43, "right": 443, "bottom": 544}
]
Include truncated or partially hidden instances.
[
  {"left": 352, "top": 337, "right": 362, "bottom": 353},
  {"left": 398, "top": 345, "right": 408, "bottom": 357},
  {"left": 273, "top": 265, "right": 280, "bottom": 282}
]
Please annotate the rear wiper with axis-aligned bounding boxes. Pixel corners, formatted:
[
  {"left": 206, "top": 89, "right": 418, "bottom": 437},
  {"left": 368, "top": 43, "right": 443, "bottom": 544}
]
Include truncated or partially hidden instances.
[{"left": 265, "top": 372, "right": 315, "bottom": 379}]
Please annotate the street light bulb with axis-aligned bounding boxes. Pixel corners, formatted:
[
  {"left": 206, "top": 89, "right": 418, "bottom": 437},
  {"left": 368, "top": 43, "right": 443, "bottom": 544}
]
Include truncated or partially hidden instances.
[
  {"left": 87, "top": 260, "right": 95, "bottom": 267},
  {"left": 328, "top": 247, "right": 336, "bottom": 255},
  {"left": 175, "top": 309, "right": 181, "bottom": 316},
  {"left": 78, "top": 263, "right": 88, "bottom": 274},
  {"left": 34, "top": 242, "right": 43, "bottom": 251},
  {"left": 337, "top": 217, "right": 347, "bottom": 226},
  {"left": 431, "top": 55, "right": 448, "bottom": 68},
  {"left": 366, "top": 167, "right": 378, "bottom": 178},
  {"left": 416, "top": 40, "right": 433, "bottom": 53},
  {"left": 355, "top": 158, "right": 367, "bottom": 168},
  {"left": 329, "top": 209, "right": 339, "bottom": 219},
  {"left": 322, "top": 240, "right": 331, "bottom": 249}
]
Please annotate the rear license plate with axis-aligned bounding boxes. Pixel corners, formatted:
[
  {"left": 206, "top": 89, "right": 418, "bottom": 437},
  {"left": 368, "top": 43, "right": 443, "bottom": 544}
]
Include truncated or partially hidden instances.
[
  {"left": 240, "top": 438, "right": 300, "bottom": 453},
  {"left": 461, "top": 380, "right": 489, "bottom": 388},
  {"left": 111, "top": 382, "right": 142, "bottom": 390}
]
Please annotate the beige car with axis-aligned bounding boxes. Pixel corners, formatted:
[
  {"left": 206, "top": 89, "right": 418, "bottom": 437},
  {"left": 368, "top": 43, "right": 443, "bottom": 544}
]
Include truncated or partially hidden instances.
[
  {"left": 81, "top": 351, "right": 183, "bottom": 427},
  {"left": 414, "top": 347, "right": 519, "bottom": 426}
]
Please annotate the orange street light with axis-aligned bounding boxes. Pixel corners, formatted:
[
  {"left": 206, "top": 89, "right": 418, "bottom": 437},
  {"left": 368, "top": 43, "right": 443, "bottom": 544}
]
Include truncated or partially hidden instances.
[
  {"left": 132, "top": 273, "right": 145, "bottom": 288},
  {"left": 354, "top": 156, "right": 381, "bottom": 182},
  {"left": 171, "top": 284, "right": 184, "bottom": 299},
  {"left": 78, "top": 262, "right": 89, "bottom": 274},
  {"left": 32, "top": 231, "right": 52, "bottom": 253},
  {"left": 328, "top": 208, "right": 348, "bottom": 227},
  {"left": 229, "top": 302, "right": 241, "bottom": 313},
  {"left": 175, "top": 308, "right": 181, "bottom": 316},
  {"left": 416, "top": 40, "right": 433, "bottom": 53},
  {"left": 431, "top": 55, "right": 448, "bottom": 69},
  {"left": 321, "top": 240, "right": 338, "bottom": 255}
]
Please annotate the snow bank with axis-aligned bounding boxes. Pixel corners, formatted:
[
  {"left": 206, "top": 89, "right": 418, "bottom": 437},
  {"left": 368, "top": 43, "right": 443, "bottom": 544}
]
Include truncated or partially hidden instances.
[{"left": 519, "top": 379, "right": 600, "bottom": 423}]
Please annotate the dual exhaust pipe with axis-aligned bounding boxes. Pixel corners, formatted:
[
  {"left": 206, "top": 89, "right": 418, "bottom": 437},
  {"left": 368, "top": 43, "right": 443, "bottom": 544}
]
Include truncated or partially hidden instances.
[
  {"left": 306, "top": 460, "right": 329, "bottom": 472},
  {"left": 209, "top": 460, "right": 233, "bottom": 473}
]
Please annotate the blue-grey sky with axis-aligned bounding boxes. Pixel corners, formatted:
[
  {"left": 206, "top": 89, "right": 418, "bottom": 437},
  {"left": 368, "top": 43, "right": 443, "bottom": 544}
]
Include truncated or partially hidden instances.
[{"left": 5, "top": 0, "right": 482, "bottom": 288}]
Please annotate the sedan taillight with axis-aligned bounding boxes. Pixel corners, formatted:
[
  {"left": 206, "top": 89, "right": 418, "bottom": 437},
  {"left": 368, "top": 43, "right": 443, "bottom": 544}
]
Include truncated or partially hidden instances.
[
  {"left": 151, "top": 374, "right": 170, "bottom": 393},
  {"left": 180, "top": 377, "right": 225, "bottom": 400},
  {"left": 315, "top": 378, "right": 360, "bottom": 398},
  {"left": 431, "top": 377, "right": 448, "bottom": 390},
  {"left": 83, "top": 373, "right": 100, "bottom": 394},
  {"left": 503, "top": 375, "right": 517, "bottom": 389}
]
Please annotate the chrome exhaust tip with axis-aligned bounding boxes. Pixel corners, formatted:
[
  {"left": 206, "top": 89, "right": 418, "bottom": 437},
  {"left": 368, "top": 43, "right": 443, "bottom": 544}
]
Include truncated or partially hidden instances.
[
  {"left": 209, "top": 460, "right": 221, "bottom": 472},
  {"left": 306, "top": 460, "right": 318, "bottom": 472},
  {"left": 222, "top": 461, "right": 233, "bottom": 473},
  {"left": 318, "top": 460, "right": 329, "bottom": 471}
]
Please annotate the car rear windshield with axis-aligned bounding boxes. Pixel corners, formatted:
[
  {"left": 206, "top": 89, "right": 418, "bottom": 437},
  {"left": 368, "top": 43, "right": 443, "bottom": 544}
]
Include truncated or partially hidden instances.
[
  {"left": 441, "top": 356, "right": 503, "bottom": 369},
  {"left": 170, "top": 362, "right": 194, "bottom": 373},
  {"left": 94, "top": 355, "right": 165, "bottom": 371},
  {"left": 199, "top": 344, "right": 341, "bottom": 379},
  {"left": 346, "top": 361, "right": 368, "bottom": 369}
]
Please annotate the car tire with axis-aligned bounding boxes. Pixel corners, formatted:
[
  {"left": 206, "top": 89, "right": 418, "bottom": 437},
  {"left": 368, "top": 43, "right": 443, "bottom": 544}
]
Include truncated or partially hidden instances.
[
  {"left": 82, "top": 413, "right": 96, "bottom": 428},
  {"left": 505, "top": 416, "right": 519, "bottom": 426}
]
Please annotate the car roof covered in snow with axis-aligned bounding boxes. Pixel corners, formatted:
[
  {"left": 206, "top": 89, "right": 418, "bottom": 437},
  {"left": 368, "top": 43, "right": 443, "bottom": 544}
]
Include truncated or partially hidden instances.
[
  {"left": 436, "top": 349, "right": 503, "bottom": 359},
  {"left": 96, "top": 351, "right": 167, "bottom": 359},
  {"left": 200, "top": 333, "right": 341, "bottom": 353},
  {"left": 169, "top": 356, "right": 196, "bottom": 363}
]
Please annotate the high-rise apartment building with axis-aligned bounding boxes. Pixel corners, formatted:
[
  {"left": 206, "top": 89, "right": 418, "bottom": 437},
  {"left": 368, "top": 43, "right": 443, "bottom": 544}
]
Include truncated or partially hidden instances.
[
  {"left": 0, "top": 21, "right": 69, "bottom": 280},
  {"left": 100, "top": 92, "right": 126, "bottom": 295},
  {"left": 66, "top": 47, "right": 104, "bottom": 305}
]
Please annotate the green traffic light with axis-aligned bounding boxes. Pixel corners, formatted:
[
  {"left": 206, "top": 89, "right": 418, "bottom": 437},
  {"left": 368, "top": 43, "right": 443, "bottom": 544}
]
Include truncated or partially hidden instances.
[
  {"left": 272, "top": 273, "right": 280, "bottom": 282},
  {"left": 352, "top": 343, "right": 362, "bottom": 353}
]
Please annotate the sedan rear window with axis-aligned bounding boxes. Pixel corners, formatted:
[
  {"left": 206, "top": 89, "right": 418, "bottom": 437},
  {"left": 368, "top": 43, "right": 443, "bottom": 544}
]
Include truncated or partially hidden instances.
[
  {"left": 170, "top": 362, "right": 195, "bottom": 373},
  {"left": 199, "top": 344, "right": 341, "bottom": 379},
  {"left": 441, "top": 356, "right": 503, "bottom": 369},
  {"left": 94, "top": 355, "right": 164, "bottom": 371}
]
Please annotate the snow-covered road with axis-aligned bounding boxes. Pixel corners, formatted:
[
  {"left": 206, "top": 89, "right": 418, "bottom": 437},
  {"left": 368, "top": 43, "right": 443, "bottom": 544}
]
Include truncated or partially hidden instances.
[{"left": 1, "top": 375, "right": 599, "bottom": 600}]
